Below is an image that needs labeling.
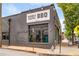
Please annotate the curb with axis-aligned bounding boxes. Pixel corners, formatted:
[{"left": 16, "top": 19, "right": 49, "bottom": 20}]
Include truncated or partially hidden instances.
[
  {"left": 1, "top": 48, "right": 36, "bottom": 54},
  {"left": 0, "top": 47, "right": 74, "bottom": 56}
]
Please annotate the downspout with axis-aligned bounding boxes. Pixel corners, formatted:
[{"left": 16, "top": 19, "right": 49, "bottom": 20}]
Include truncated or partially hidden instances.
[{"left": 8, "top": 19, "right": 11, "bottom": 46}]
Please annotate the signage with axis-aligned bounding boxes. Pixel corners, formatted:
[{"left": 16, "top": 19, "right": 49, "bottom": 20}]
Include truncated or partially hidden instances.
[{"left": 26, "top": 9, "right": 50, "bottom": 23}]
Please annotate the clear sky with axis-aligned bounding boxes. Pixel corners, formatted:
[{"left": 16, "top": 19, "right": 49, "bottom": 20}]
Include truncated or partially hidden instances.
[{"left": 2, "top": 3, "right": 65, "bottom": 32}]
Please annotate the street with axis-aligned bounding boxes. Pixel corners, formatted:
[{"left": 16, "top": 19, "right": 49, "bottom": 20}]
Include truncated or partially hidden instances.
[{"left": 0, "top": 48, "right": 38, "bottom": 56}]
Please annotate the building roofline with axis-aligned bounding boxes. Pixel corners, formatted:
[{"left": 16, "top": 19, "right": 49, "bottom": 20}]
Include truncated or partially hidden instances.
[
  {"left": 2, "top": 4, "right": 54, "bottom": 18},
  {"left": 21, "top": 4, "right": 54, "bottom": 13}
]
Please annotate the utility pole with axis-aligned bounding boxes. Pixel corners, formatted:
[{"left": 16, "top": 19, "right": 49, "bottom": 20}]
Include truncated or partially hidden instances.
[
  {"left": 59, "top": 34, "right": 61, "bottom": 53},
  {"left": 59, "top": 26, "right": 62, "bottom": 54}
]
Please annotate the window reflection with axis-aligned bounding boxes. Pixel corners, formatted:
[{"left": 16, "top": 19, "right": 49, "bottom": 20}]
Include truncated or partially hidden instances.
[{"left": 29, "top": 24, "right": 48, "bottom": 43}]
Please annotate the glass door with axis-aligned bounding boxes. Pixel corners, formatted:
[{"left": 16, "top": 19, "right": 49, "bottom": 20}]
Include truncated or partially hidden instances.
[
  {"left": 42, "top": 29, "right": 48, "bottom": 43},
  {"left": 35, "top": 30, "right": 41, "bottom": 42}
]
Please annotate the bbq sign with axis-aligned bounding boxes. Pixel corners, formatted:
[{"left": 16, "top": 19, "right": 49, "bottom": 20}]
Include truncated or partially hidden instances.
[{"left": 27, "top": 9, "right": 50, "bottom": 23}]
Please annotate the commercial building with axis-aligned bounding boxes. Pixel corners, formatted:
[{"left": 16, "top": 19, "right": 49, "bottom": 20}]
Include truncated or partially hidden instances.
[
  {"left": 2, "top": 5, "right": 61, "bottom": 48},
  {"left": 0, "top": 3, "right": 2, "bottom": 47}
]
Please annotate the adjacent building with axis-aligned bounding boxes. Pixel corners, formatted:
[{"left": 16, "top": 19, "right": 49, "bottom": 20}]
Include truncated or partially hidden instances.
[
  {"left": 2, "top": 5, "right": 61, "bottom": 49},
  {"left": 0, "top": 3, "right": 2, "bottom": 47}
]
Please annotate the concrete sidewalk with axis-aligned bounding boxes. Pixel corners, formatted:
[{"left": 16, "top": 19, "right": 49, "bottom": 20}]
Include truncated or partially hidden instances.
[
  {"left": 1, "top": 45, "right": 79, "bottom": 56},
  {"left": 0, "top": 48, "right": 38, "bottom": 56}
]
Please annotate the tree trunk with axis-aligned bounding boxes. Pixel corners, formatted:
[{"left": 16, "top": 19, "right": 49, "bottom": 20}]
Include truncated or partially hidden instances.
[{"left": 72, "top": 30, "right": 74, "bottom": 45}]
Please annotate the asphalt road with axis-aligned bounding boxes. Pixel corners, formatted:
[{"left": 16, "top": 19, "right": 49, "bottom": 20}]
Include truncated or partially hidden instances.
[{"left": 0, "top": 48, "right": 38, "bottom": 56}]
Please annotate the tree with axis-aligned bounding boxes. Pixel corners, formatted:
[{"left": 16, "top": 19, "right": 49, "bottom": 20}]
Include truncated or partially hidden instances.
[
  {"left": 74, "top": 25, "right": 79, "bottom": 37},
  {"left": 58, "top": 4, "right": 79, "bottom": 44}
]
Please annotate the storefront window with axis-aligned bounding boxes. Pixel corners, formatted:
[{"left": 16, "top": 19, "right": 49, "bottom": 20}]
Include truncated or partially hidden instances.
[{"left": 29, "top": 24, "right": 48, "bottom": 43}]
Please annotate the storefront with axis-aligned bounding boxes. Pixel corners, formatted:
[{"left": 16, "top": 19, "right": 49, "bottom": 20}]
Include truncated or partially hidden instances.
[{"left": 2, "top": 5, "right": 61, "bottom": 49}]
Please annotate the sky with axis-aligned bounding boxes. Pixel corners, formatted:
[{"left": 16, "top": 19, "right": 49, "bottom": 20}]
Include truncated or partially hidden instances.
[{"left": 2, "top": 3, "right": 65, "bottom": 32}]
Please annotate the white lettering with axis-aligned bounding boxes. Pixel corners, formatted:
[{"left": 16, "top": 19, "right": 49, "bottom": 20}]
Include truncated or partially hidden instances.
[{"left": 27, "top": 9, "right": 50, "bottom": 23}]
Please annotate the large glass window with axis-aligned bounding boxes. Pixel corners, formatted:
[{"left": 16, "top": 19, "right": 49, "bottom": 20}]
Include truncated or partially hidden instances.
[{"left": 28, "top": 24, "right": 48, "bottom": 43}]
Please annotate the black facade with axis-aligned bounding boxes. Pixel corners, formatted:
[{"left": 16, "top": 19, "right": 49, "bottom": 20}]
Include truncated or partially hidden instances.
[{"left": 2, "top": 5, "right": 61, "bottom": 49}]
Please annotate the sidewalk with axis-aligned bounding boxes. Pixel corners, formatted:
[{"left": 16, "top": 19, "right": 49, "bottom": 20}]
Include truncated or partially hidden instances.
[{"left": 1, "top": 45, "right": 79, "bottom": 56}]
